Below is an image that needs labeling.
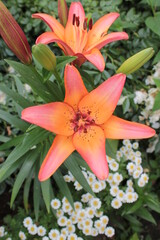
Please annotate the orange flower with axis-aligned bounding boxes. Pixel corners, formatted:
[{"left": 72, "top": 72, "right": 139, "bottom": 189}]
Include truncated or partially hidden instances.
[
  {"left": 21, "top": 65, "right": 155, "bottom": 181},
  {"left": 32, "top": 2, "right": 128, "bottom": 71}
]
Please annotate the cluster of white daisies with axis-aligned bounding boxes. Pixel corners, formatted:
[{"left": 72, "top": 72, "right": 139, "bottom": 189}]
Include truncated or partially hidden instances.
[{"left": 0, "top": 139, "right": 149, "bottom": 239}]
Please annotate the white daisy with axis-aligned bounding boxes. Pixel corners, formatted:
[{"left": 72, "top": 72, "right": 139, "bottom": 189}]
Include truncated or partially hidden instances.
[
  {"left": 100, "top": 215, "right": 109, "bottom": 226},
  {"left": 51, "top": 198, "right": 61, "bottom": 210},
  {"left": 42, "top": 237, "right": 49, "bottom": 240},
  {"left": 49, "top": 229, "right": 60, "bottom": 240},
  {"left": 105, "top": 226, "right": 115, "bottom": 238},
  {"left": 28, "top": 224, "right": 37, "bottom": 235},
  {"left": 67, "top": 224, "right": 76, "bottom": 234},
  {"left": 111, "top": 198, "right": 122, "bottom": 209},
  {"left": 74, "top": 181, "right": 83, "bottom": 191},
  {"left": 82, "top": 227, "right": 92, "bottom": 236},
  {"left": 23, "top": 216, "right": 33, "bottom": 228},
  {"left": 91, "top": 181, "right": 102, "bottom": 193},
  {"left": 68, "top": 233, "right": 78, "bottom": 240},
  {"left": 113, "top": 173, "right": 123, "bottom": 184},
  {"left": 125, "top": 192, "right": 135, "bottom": 203},
  {"left": 132, "top": 142, "right": 139, "bottom": 149},
  {"left": 57, "top": 216, "right": 68, "bottom": 227},
  {"left": 109, "top": 161, "right": 119, "bottom": 171},
  {"left": 37, "top": 226, "right": 46, "bottom": 236},
  {"left": 91, "top": 228, "right": 98, "bottom": 236},
  {"left": 19, "top": 231, "right": 26, "bottom": 240},
  {"left": 110, "top": 186, "right": 119, "bottom": 197},
  {"left": 90, "top": 198, "right": 101, "bottom": 210},
  {"left": 86, "top": 207, "right": 95, "bottom": 218}
]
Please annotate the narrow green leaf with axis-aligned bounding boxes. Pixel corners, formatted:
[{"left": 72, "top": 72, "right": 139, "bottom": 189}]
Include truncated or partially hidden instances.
[
  {"left": 145, "top": 194, "right": 160, "bottom": 213},
  {"left": 41, "top": 179, "right": 51, "bottom": 213},
  {"left": 23, "top": 165, "right": 36, "bottom": 213},
  {"left": 124, "top": 199, "right": 143, "bottom": 215},
  {"left": 53, "top": 169, "right": 74, "bottom": 209},
  {"left": 135, "top": 207, "right": 157, "bottom": 225},
  {"left": 0, "top": 135, "right": 24, "bottom": 151},
  {"left": 153, "top": 78, "right": 160, "bottom": 88},
  {"left": 56, "top": 56, "right": 77, "bottom": 70},
  {"left": 0, "top": 128, "right": 50, "bottom": 182},
  {"left": 130, "top": 233, "right": 139, "bottom": 240},
  {"left": 5, "top": 60, "right": 53, "bottom": 102},
  {"left": 0, "top": 109, "right": 29, "bottom": 131},
  {"left": 0, "top": 135, "right": 10, "bottom": 143},
  {"left": 73, "top": 153, "right": 91, "bottom": 171},
  {"left": 0, "top": 83, "right": 33, "bottom": 108},
  {"left": 105, "top": 139, "right": 118, "bottom": 159},
  {"left": 64, "top": 155, "right": 95, "bottom": 196},
  {"left": 153, "top": 92, "right": 160, "bottom": 111},
  {"left": 10, "top": 149, "right": 39, "bottom": 207},
  {"left": 34, "top": 164, "right": 41, "bottom": 221}
]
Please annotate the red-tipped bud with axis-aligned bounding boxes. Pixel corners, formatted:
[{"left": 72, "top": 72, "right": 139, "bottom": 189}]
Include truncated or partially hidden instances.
[
  {"left": 58, "top": 0, "right": 68, "bottom": 27},
  {"left": 0, "top": 1, "right": 32, "bottom": 64}
]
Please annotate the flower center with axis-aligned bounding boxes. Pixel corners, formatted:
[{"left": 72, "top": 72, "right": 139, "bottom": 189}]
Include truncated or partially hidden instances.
[{"left": 71, "top": 110, "right": 95, "bottom": 133}]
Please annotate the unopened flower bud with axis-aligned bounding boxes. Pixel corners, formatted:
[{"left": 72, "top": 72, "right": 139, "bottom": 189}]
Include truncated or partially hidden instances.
[
  {"left": 117, "top": 48, "right": 154, "bottom": 74},
  {"left": 32, "top": 44, "right": 56, "bottom": 71},
  {"left": 58, "top": 0, "right": 68, "bottom": 27},
  {"left": 0, "top": 1, "right": 32, "bottom": 64}
]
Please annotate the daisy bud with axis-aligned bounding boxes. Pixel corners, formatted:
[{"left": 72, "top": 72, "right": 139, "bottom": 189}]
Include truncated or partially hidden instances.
[
  {"left": 0, "top": 1, "right": 32, "bottom": 64},
  {"left": 58, "top": 0, "right": 68, "bottom": 27},
  {"left": 32, "top": 44, "right": 56, "bottom": 71},
  {"left": 117, "top": 48, "right": 154, "bottom": 74}
]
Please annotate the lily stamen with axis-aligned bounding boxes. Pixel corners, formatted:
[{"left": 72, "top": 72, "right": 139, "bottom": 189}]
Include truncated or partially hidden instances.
[
  {"left": 89, "top": 18, "right": 93, "bottom": 30},
  {"left": 72, "top": 13, "right": 76, "bottom": 25}
]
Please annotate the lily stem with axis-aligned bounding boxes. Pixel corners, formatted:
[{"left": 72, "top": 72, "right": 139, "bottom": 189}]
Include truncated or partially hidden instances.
[{"left": 52, "top": 69, "right": 65, "bottom": 95}]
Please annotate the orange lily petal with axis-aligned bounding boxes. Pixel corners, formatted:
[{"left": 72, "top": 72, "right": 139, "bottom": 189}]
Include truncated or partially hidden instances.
[
  {"left": 86, "top": 32, "right": 129, "bottom": 51},
  {"left": 64, "top": 65, "right": 88, "bottom": 111},
  {"left": 32, "top": 13, "right": 64, "bottom": 40},
  {"left": 79, "top": 73, "right": 126, "bottom": 124},
  {"left": 85, "top": 12, "right": 119, "bottom": 49},
  {"left": 84, "top": 48, "right": 105, "bottom": 72},
  {"left": 35, "top": 32, "right": 74, "bottom": 55},
  {"left": 21, "top": 102, "right": 75, "bottom": 136},
  {"left": 73, "top": 125, "right": 109, "bottom": 180},
  {"left": 39, "top": 135, "right": 75, "bottom": 181},
  {"left": 65, "top": 2, "right": 87, "bottom": 53},
  {"left": 102, "top": 115, "right": 156, "bottom": 139}
]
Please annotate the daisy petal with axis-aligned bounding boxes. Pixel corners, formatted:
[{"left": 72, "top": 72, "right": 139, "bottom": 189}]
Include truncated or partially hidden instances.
[
  {"left": 84, "top": 48, "right": 105, "bottom": 72},
  {"left": 86, "top": 12, "right": 120, "bottom": 49},
  {"left": 21, "top": 102, "right": 75, "bottom": 136},
  {"left": 79, "top": 73, "right": 126, "bottom": 124},
  {"left": 32, "top": 13, "right": 64, "bottom": 40},
  {"left": 87, "top": 32, "right": 129, "bottom": 51},
  {"left": 39, "top": 135, "right": 75, "bottom": 181},
  {"left": 73, "top": 126, "right": 109, "bottom": 180},
  {"left": 36, "top": 32, "right": 74, "bottom": 55},
  {"left": 102, "top": 115, "right": 156, "bottom": 139},
  {"left": 64, "top": 65, "right": 88, "bottom": 111}
]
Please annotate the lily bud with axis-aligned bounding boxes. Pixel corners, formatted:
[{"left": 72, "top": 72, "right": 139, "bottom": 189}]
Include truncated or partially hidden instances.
[
  {"left": 117, "top": 48, "right": 154, "bottom": 74},
  {"left": 58, "top": 0, "right": 68, "bottom": 27},
  {"left": 0, "top": 1, "right": 32, "bottom": 64},
  {"left": 32, "top": 44, "right": 56, "bottom": 71}
]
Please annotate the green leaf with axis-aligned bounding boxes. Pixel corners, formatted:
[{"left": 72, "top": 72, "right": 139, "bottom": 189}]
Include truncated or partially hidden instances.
[
  {"left": 41, "top": 179, "right": 51, "bottom": 213},
  {"left": 53, "top": 169, "right": 74, "bottom": 209},
  {"left": 105, "top": 139, "right": 118, "bottom": 159},
  {"left": 135, "top": 207, "right": 157, "bottom": 225},
  {"left": 0, "top": 135, "right": 24, "bottom": 151},
  {"left": 0, "top": 109, "right": 29, "bottom": 131},
  {"left": 153, "top": 92, "right": 160, "bottom": 111},
  {"left": 122, "top": 98, "right": 130, "bottom": 114},
  {"left": 0, "top": 83, "right": 33, "bottom": 108},
  {"left": 5, "top": 60, "right": 53, "bottom": 102},
  {"left": 145, "top": 194, "right": 160, "bottom": 213},
  {"left": 153, "top": 78, "right": 160, "bottom": 88},
  {"left": 0, "top": 128, "right": 49, "bottom": 182},
  {"left": 130, "top": 233, "right": 139, "bottom": 240},
  {"left": 34, "top": 168, "right": 41, "bottom": 221},
  {"left": 56, "top": 56, "right": 77, "bottom": 71},
  {"left": 0, "top": 135, "right": 10, "bottom": 143},
  {"left": 64, "top": 155, "right": 95, "bottom": 196},
  {"left": 123, "top": 199, "right": 143, "bottom": 215},
  {"left": 145, "top": 15, "right": 160, "bottom": 36},
  {"left": 10, "top": 149, "right": 39, "bottom": 207}
]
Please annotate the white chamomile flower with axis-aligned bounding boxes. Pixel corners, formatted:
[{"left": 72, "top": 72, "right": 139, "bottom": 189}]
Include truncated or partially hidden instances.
[
  {"left": 132, "top": 142, "right": 139, "bottom": 149},
  {"left": 62, "top": 203, "right": 72, "bottom": 213},
  {"left": 107, "top": 173, "right": 114, "bottom": 183},
  {"left": 140, "top": 173, "right": 149, "bottom": 183},
  {"left": 67, "top": 224, "right": 76, "bottom": 234},
  {"left": 23, "top": 216, "right": 33, "bottom": 228},
  {"left": 94, "top": 210, "right": 103, "bottom": 218},
  {"left": 74, "top": 201, "right": 82, "bottom": 211},
  {"left": 81, "top": 193, "right": 89, "bottom": 203},
  {"left": 94, "top": 220, "right": 102, "bottom": 230},
  {"left": 64, "top": 175, "right": 72, "bottom": 182},
  {"left": 86, "top": 207, "right": 95, "bottom": 218},
  {"left": 56, "top": 209, "right": 64, "bottom": 218},
  {"left": 61, "top": 228, "right": 68, "bottom": 236},
  {"left": 77, "top": 209, "right": 86, "bottom": 220},
  {"left": 77, "top": 221, "right": 84, "bottom": 230},
  {"left": 66, "top": 219, "right": 72, "bottom": 226},
  {"left": 138, "top": 179, "right": 146, "bottom": 187},
  {"left": 110, "top": 186, "right": 119, "bottom": 197},
  {"left": 51, "top": 198, "right": 61, "bottom": 210},
  {"left": 127, "top": 162, "right": 136, "bottom": 173},
  {"left": 136, "top": 165, "right": 143, "bottom": 174},
  {"left": 82, "top": 227, "right": 92, "bottom": 236},
  {"left": 109, "top": 161, "right": 119, "bottom": 171},
  {"left": 68, "top": 233, "right": 78, "bottom": 240},
  {"left": 133, "top": 170, "right": 141, "bottom": 179},
  {"left": 87, "top": 173, "right": 96, "bottom": 184},
  {"left": 74, "top": 181, "right": 83, "bottom": 191},
  {"left": 90, "top": 198, "right": 101, "bottom": 210},
  {"left": 133, "top": 192, "right": 138, "bottom": 201},
  {"left": 107, "top": 155, "right": 115, "bottom": 163},
  {"left": 135, "top": 157, "right": 142, "bottom": 165},
  {"left": 111, "top": 198, "right": 122, "bottom": 209},
  {"left": 57, "top": 216, "right": 68, "bottom": 227},
  {"left": 125, "top": 192, "right": 135, "bottom": 203},
  {"left": 100, "top": 180, "right": 106, "bottom": 190},
  {"left": 0, "top": 226, "right": 5, "bottom": 237},
  {"left": 42, "top": 236, "right": 49, "bottom": 240},
  {"left": 77, "top": 238, "right": 84, "bottom": 240},
  {"left": 116, "top": 150, "right": 123, "bottom": 159},
  {"left": 117, "top": 190, "right": 125, "bottom": 201},
  {"left": 28, "top": 224, "right": 37, "bottom": 235},
  {"left": 100, "top": 215, "right": 109, "bottom": 226},
  {"left": 123, "top": 139, "right": 130, "bottom": 146},
  {"left": 70, "top": 215, "right": 78, "bottom": 224},
  {"left": 58, "top": 234, "right": 66, "bottom": 240},
  {"left": 135, "top": 151, "right": 141, "bottom": 157},
  {"left": 113, "top": 173, "right": 123, "bottom": 184},
  {"left": 98, "top": 225, "right": 106, "bottom": 234},
  {"left": 49, "top": 229, "right": 60, "bottom": 240},
  {"left": 127, "top": 179, "right": 133, "bottom": 187},
  {"left": 105, "top": 226, "right": 115, "bottom": 237},
  {"left": 91, "top": 228, "right": 98, "bottom": 236},
  {"left": 37, "top": 226, "right": 46, "bottom": 236},
  {"left": 19, "top": 231, "right": 26, "bottom": 240},
  {"left": 83, "top": 218, "right": 93, "bottom": 228},
  {"left": 91, "top": 181, "right": 102, "bottom": 193},
  {"left": 126, "top": 187, "right": 134, "bottom": 193}
]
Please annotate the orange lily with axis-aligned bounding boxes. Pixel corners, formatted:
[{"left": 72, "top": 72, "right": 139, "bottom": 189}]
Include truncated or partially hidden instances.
[
  {"left": 21, "top": 65, "right": 155, "bottom": 181},
  {"left": 32, "top": 2, "right": 128, "bottom": 72}
]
